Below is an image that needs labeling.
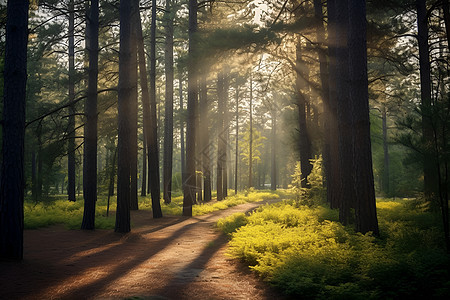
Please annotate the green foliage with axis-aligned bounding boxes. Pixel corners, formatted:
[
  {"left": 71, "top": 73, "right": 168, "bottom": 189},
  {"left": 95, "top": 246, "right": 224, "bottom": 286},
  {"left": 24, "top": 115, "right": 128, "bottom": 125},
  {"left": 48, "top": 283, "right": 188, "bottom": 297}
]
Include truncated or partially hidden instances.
[
  {"left": 24, "top": 190, "right": 280, "bottom": 230},
  {"left": 24, "top": 196, "right": 115, "bottom": 229},
  {"left": 217, "top": 199, "right": 450, "bottom": 299},
  {"left": 291, "top": 156, "right": 326, "bottom": 206},
  {"left": 216, "top": 213, "right": 248, "bottom": 235},
  {"left": 239, "top": 123, "right": 266, "bottom": 168}
]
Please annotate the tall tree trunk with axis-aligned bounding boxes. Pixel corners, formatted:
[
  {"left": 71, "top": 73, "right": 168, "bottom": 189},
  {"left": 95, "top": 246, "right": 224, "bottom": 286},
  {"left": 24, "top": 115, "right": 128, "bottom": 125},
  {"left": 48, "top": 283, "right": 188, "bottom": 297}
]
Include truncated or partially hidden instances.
[
  {"left": 223, "top": 73, "right": 229, "bottom": 198},
  {"left": 382, "top": 105, "right": 390, "bottom": 196},
  {"left": 216, "top": 72, "right": 225, "bottom": 200},
  {"left": 349, "top": 0, "right": 379, "bottom": 235},
  {"left": 416, "top": 0, "right": 438, "bottom": 207},
  {"left": 81, "top": 0, "right": 99, "bottom": 229},
  {"left": 148, "top": 0, "right": 163, "bottom": 218},
  {"left": 248, "top": 76, "right": 253, "bottom": 189},
  {"left": 37, "top": 127, "right": 43, "bottom": 199},
  {"left": 68, "top": 0, "right": 76, "bottom": 202},
  {"left": 183, "top": 0, "right": 198, "bottom": 216},
  {"left": 141, "top": 133, "right": 147, "bottom": 196},
  {"left": 0, "top": 0, "right": 29, "bottom": 260},
  {"left": 163, "top": 0, "right": 174, "bottom": 204},
  {"left": 31, "top": 150, "right": 37, "bottom": 202},
  {"left": 179, "top": 73, "right": 186, "bottom": 184},
  {"left": 271, "top": 108, "right": 277, "bottom": 190},
  {"left": 199, "top": 72, "right": 212, "bottom": 201},
  {"left": 235, "top": 83, "right": 239, "bottom": 195},
  {"left": 327, "top": 0, "right": 341, "bottom": 210},
  {"left": 314, "top": 0, "right": 331, "bottom": 202},
  {"left": 129, "top": 0, "right": 139, "bottom": 211},
  {"left": 115, "top": 0, "right": 132, "bottom": 233},
  {"left": 336, "top": 0, "right": 355, "bottom": 225},
  {"left": 295, "top": 39, "right": 312, "bottom": 188}
]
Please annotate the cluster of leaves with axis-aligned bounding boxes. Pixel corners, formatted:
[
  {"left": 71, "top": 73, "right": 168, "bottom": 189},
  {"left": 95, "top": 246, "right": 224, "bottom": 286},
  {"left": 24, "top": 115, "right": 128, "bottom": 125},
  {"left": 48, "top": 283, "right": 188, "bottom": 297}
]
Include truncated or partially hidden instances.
[{"left": 217, "top": 199, "right": 450, "bottom": 299}]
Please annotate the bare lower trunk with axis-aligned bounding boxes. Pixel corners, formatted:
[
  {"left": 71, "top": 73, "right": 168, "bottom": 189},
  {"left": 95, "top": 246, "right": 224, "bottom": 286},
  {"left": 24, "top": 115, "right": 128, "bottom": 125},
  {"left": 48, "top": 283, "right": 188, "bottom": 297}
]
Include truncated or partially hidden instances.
[
  {"left": 349, "top": 0, "right": 379, "bottom": 235},
  {"left": 183, "top": 0, "right": 198, "bottom": 216},
  {"left": 115, "top": 0, "right": 132, "bottom": 233},
  {"left": 82, "top": 0, "right": 99, "bottom": 229},
  {"left": 0, "top": 0, "right": 29, "bottom": 260},
  {"left": 163, "top": 0, "right": 174, "bottom": 204}
]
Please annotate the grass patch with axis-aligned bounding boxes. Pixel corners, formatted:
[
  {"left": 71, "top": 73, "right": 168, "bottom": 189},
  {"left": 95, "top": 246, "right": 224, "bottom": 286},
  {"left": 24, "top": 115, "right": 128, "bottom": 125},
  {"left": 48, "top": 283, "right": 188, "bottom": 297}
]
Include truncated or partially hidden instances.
[
  {"left": 216, "top": 198, "right": 450, "bottom": 299},
  {"left": 24, "top": 189, "right": 280, "bottom": 230}
]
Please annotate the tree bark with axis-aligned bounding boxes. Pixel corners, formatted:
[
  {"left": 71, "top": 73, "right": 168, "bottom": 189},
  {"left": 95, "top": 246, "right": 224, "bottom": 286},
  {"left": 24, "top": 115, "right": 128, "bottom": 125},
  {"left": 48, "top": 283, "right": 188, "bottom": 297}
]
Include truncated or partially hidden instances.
[
  {"left": 248, "top": 76, "right": 253, "bottom": 189},
  {"left": 115, "top": 0, "right": 132, "bottom": 233},
  {"left": 199, "top": 72, "right": 212, "bottom": 201},
  {"left": 216, "top": 72, "right": 225, "bottom": 200},
  {"left": 163, "top": 0, "right": 174, "bottom": 204},
  {"left": 349, "top": 0, "right": 379, "bottom": 235},
  {"left": 141, "top": 133, "right": 147, "bottom": 196},
  {"left": 336, "top": 0, "right": 355, "bottom": 225},
  {"left": 327, "top": 0, "right": 341, "bottom": 210},
  {"left": 271, "top": 108, "right": 277, "bottom": 191},
  {"left": 295, "top": 39, "right": 312, "bottom": 189},
  {"left": 234, "top": 83, "right": 239, "bottom": 194},
  {"left": 148, "top": 0, "right": 163, "bottom": 218},
  {"left": 382, "top": 105, "right": 390, "bottom": 196},
  {"left": 81, "top": 0, "right": 99, "bottom": 229},
  {"left": 68, "top": 0, "right": 76, "bottom": 202},
  {"left": 129, "top": 0, "right": 139, "bottom": 211},
  {"left": 223, "top": 73, "right": 229, "bottom": 198},
  {"left": 416, "top": 0, "right": 438, "bottom": 206},
  {"left": 314, "top": 0, "right": 331, "bottom": 202},
  {"left": 179, "top": 73, "right": 186, "bottom": 184},
  {"left": 0, "top": 0, "right": 29, "bottom": 260},
  {"left": 183, "top": 0, "right": 198, "bottom": 216},
  {"left": 31, "top": 150, "right": 37, "bottom": 202}
]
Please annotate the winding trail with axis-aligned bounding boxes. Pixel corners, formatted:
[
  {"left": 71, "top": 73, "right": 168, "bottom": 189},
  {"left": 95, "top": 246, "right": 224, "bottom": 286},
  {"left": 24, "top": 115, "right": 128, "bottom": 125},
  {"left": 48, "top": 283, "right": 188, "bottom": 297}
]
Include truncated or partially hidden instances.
[{"left": 0, "top": 198, "right": 286, "bottom": 299}]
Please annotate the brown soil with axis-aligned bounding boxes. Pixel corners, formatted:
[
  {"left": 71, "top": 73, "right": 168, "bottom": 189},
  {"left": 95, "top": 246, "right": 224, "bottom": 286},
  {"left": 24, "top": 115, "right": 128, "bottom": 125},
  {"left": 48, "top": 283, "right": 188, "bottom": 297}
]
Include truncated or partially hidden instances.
[{"left": 0, "top": 199, "right": 287, "bottom": 300}]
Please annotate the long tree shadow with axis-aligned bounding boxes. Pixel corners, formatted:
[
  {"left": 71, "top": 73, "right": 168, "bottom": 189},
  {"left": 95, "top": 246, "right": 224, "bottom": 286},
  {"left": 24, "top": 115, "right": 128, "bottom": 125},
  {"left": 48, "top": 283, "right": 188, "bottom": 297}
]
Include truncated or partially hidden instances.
[
  {"left": 0, "top": 198, "right": 284, "bottom": 299},
  {"left": 1, "top": 217, "right": 199, "bottom": 299}
]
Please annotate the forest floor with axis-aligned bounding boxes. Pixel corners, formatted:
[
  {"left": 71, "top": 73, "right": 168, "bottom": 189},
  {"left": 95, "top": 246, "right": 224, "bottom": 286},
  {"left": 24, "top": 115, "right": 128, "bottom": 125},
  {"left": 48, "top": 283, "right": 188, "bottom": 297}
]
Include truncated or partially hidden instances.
[{"left": 0, "top": 198, "right": 287, "bottom": 300}]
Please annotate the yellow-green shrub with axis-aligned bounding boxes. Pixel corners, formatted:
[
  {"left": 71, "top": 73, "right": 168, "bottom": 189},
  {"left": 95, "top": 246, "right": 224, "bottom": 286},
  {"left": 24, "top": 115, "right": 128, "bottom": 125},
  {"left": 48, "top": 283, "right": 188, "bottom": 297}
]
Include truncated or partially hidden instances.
[{"left": 219, "top": 200, "right": 450, "bottom": 299}]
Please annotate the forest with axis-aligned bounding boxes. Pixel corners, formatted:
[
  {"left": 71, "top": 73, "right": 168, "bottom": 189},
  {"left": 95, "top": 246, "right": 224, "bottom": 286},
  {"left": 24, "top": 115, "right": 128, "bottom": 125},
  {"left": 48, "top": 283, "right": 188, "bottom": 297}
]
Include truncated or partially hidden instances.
[{"left": 1, "top": 0, "right": 450, "bottom": 299}]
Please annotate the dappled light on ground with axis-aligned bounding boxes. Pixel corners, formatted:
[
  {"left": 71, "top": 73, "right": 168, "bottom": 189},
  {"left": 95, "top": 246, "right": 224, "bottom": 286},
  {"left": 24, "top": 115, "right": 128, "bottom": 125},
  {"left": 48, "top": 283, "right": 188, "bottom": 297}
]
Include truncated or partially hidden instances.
[{"left": 0, "top": 199, "right": 284, "bottom": 299}]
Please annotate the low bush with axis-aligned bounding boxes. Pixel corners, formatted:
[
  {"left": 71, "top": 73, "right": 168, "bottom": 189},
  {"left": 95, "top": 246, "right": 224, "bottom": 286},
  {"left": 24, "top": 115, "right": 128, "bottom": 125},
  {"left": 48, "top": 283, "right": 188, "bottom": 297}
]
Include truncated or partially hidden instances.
[
  {"left": 217, "top": 200, "right": 450, "bottom": 299},
  {"left": 24, "top": 190, "right": 280, "bottom": 230}
]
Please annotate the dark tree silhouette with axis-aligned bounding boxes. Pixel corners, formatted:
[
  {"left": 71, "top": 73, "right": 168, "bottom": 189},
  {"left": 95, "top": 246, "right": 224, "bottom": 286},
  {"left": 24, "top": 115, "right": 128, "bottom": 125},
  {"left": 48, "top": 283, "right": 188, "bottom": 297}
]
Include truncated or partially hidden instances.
[
  {"left": 129, "top": 0, "right": 139, "bottom": 211},
  {"left": 67, "top": 0, "right": 76, "bottom": 202},
  {"left": 335, "top": 0, "right": 355, "bottom": 225},
  {"left": 115, "top": 0, "right": 132, "bottom": 233},
  {"left": 81, "top": 0, "right": 99, "bottom": 230},
  {"left": 416, "top": 0, "right": 438, "bottom": 206},
  {"left": 327, "top": 0, "right": 342, "bottom": 210},
  {"left": 348, "top": 0, "right": 379, "bottom": 235},
  {"left": 0, "top": 0, "right": 29, "bottom": 260},
  {"left": 199, "top": 72, "right": 212, "bottom": 201},
  {"left": 295, "top": 40, "right": 312, "bottom": 189},
  {"left": 216, "top": 72, "right": 225, "bottom": 200},
  {"left": 149, "top": 0, "right": 163, "bottom": 218},
  {"left": 163, "top": 0, "right": 175, "bottom": 204},
  {"left": 183, "top": 0, "right": 198, "bottom": 216}
]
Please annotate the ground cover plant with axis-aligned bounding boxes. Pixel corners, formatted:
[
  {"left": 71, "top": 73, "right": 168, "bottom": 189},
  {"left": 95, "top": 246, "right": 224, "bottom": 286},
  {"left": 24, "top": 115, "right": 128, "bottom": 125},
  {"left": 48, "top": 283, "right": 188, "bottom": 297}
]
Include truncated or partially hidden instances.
[
  {"left": 217, "top": 197, "right": 450, "bottom": 299},
  {"left": 23, "top": 190, "right": 282, "bottom": 229}
]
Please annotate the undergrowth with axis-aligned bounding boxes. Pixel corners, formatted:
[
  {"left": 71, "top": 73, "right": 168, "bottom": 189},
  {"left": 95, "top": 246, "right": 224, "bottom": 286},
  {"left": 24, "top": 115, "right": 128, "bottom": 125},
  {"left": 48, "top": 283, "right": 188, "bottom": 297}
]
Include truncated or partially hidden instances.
[
  {"left": 24, "top": 189, "right": 281, "bottom": 229},
  {"left": 216, "top": 199, "right": 450, "bottom": 299}
]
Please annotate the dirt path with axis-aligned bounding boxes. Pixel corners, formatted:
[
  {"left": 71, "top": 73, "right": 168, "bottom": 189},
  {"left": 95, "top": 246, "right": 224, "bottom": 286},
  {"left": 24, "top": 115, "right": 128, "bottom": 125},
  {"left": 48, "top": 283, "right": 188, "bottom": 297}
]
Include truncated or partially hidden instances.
[{"left": 0, "top": 199, "right": 286, "bottom": 300}]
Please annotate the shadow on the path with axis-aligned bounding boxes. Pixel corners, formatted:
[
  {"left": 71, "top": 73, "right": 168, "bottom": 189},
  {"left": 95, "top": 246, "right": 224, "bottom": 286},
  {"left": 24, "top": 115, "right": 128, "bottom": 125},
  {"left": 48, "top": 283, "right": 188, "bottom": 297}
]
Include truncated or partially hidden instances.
[{"left": 0, "top": 198, "right": 284, "bottom": 299}]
